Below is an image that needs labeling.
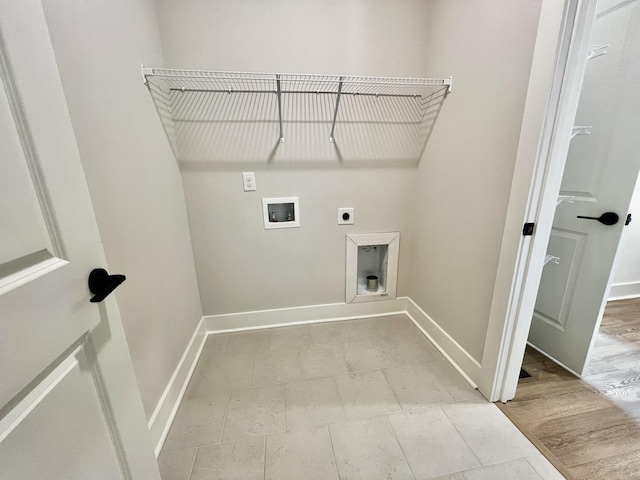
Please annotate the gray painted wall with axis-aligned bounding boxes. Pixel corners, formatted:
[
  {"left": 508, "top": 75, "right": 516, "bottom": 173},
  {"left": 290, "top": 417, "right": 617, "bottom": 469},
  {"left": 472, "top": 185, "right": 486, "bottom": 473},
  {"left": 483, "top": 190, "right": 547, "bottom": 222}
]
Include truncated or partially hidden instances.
[
  {"left": 155, "top": 0, "right": 433, "bottom": 314},
  {"left": 156, "top": 0, "right": 542, "bottom": 365},
  {"left": 42, "top": 0, "right": 203, "bottom": 419},
  {"left": 410, "top": 0, "right": 542, "bottom": 362}
]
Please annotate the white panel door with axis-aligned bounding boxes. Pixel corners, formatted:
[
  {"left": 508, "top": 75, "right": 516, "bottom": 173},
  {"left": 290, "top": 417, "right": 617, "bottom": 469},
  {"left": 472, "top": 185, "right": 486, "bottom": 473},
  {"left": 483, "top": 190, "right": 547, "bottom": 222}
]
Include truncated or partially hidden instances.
[
  {"left": 0, "top": 3, "right": 160, "bottom": 479},
  {"left": 529, "top": 0, "right": 640, "bottom": 375}
]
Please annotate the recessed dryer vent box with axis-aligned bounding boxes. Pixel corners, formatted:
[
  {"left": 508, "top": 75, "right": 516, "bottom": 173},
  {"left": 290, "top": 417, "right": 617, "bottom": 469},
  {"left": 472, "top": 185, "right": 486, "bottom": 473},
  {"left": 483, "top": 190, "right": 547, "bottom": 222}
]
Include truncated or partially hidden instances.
[
  {"left": 262, "top": 197, "right": 300, "bottom": 229},
  {"left": 346, "top": 232, "right": 399, "bottom": 303}
]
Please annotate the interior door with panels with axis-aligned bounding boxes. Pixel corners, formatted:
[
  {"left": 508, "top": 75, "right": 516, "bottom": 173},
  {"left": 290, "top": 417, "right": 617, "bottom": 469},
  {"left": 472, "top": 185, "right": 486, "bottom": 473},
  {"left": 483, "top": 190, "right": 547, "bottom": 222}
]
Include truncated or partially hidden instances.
[
  {"left": 0, "top": 2, "right": 159, "bottom": 478},
  {"left": 529, "top": 0, "right": 640, "bottom": 375}
]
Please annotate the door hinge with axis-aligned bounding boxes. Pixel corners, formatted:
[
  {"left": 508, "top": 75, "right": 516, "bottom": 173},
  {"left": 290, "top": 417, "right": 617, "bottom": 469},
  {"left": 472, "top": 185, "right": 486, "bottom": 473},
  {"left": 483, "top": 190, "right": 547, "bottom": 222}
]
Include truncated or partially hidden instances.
[{"left": 522, "top": 223, "right": 535, "bottom": 236}]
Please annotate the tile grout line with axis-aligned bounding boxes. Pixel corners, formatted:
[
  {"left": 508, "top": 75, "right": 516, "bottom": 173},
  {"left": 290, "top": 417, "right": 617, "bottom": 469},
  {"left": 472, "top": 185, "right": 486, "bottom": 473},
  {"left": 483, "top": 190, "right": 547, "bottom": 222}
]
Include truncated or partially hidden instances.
[
  {"left": 329, "top": 375, "right": 349, "bottom": 425},
  {"left": 441, "top": 405, "right": 484, "bottom": 469},
  {"left": 383, "top": 414, "right": 416, "bottom": 480},
  {"left": 262, "top": 435, "right": 267, "bottom": 480},
  {"left": 218, "top": 388, "right": 232, "bottom": 445},
  {"left": 325, "top": 423, "right": 341, "bottom": 480},
  {"left": 186, "top": 446, "right": 198, "bottom": 480},
  {"left": 282, "top": 381, "right": 288, "bottom": 434}
]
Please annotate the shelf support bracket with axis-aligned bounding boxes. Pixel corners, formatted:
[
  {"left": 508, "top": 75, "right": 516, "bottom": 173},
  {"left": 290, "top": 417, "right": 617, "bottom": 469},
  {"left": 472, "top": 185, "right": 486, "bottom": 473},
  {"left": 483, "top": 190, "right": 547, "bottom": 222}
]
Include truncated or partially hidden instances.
[
  {"left": 571, "top": 125, "right": 592, "bottom": 138},
  {"left": 329, "top": 77, "right": 344, "bottom": 143},
  {"left": 557, "top": 195, "right": 576, "bottom": 207},
  {"left": 141, "top": 65, "right": 154, "bottom": 85},
  {"left": 276, "top": 75, "right": 284, "bottom": 143},
  {"left": 587, "top": 44, "right": 609, "bottom": 60},
  {"left": 544, "top": 254, "right": 560, "bottom": 266}
]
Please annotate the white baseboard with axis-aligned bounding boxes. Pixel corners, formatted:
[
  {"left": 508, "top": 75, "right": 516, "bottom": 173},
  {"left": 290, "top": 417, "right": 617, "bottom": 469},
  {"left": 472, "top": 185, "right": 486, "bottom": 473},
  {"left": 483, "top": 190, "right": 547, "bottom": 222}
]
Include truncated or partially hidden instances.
[
  {"left": 150, "top": 296, "right": 481, "bottom": 456},
  {"left": 204, "top": 298, "right": 407, "bottom": 332},
  {"left": 404, "top": 297, "right": 481, "bottom": 389},
  {"left": 148, "top": 317, "right": 207, "bottom": 457},
  {"left": 608, "top": 281, "right": 640, "bottom": 301}
]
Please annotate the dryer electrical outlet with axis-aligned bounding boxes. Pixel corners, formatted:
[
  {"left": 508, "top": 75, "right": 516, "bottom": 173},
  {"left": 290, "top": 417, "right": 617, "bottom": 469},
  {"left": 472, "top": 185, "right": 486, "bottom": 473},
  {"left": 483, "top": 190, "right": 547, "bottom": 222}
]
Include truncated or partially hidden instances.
[{"left": 338, "top": 208, "right": 354, "bottom": 225}]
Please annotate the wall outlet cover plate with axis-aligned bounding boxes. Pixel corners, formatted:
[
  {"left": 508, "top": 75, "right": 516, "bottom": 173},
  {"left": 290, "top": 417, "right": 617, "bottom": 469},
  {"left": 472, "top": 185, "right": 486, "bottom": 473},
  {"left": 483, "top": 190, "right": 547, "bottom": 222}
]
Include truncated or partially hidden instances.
[{"left": 338, "top": 207, "right": 354, "bottom": 225}]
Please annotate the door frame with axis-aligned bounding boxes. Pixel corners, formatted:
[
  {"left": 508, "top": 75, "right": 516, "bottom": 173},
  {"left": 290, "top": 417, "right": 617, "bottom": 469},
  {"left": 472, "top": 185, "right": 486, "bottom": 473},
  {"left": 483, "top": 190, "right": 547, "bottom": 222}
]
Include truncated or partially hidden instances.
[{"left": 485, "top": 0, "right": 599, "bottom": 402}]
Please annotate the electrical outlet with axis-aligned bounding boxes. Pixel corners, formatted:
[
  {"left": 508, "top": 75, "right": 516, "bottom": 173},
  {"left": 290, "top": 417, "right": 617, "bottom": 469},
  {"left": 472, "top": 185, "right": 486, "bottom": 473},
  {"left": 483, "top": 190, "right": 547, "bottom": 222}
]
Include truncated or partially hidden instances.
[
  {"left": 338, "top": 207, "right": 354, "bottom": 225},
  {"left": 242, "top": 172, "right": 256, "bottom": 191}
]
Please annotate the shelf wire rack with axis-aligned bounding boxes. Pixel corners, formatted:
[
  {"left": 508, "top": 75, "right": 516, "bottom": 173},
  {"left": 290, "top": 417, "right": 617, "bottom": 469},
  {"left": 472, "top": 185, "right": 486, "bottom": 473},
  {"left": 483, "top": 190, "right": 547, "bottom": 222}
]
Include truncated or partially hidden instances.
[{"left": 143, "top": 67, "right": 451, "bottom": 164}]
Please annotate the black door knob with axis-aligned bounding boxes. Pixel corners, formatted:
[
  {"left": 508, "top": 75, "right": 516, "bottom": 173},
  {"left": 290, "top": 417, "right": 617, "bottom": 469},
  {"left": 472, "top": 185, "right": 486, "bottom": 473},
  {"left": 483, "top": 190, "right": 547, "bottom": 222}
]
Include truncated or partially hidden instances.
[
  {"left": 88, "top": 268, "right": 126, "bottom": 303},
  {"left": 576, "top": 212, "right": 619, "bottom": 226}
]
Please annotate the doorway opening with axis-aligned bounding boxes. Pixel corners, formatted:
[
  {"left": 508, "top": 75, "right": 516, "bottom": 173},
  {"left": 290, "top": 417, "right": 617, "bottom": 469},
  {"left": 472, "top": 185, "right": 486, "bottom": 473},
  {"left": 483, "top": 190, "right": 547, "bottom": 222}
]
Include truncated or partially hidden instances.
[{"left": 524, "top": 0, "right": 640, "bottom": 386}]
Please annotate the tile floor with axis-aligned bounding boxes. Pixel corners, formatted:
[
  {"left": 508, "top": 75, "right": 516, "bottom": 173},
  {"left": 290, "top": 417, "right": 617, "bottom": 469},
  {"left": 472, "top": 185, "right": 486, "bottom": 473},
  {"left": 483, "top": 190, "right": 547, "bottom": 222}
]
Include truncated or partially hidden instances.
[{"left": 158, "top": 315, "right": 565, "bottom": 479}]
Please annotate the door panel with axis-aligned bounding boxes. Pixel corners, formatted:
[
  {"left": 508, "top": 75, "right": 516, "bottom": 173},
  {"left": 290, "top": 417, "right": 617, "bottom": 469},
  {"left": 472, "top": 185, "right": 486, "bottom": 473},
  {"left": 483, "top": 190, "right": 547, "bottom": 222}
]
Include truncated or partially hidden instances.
[
  {"left": 0, "top": 2, "right": 159, "bottom": 478},
  {"left": 533, "top": 228, "right": 587, "bottom": 332},
  {"left": 0, "top": 343, "right": 123, "bottom": 480},
  {"left": 0, "top": 67, "right": 60, "bottom": 284},
  {"left": 529, "top": 0, "right": 640, "bottom": 374}
]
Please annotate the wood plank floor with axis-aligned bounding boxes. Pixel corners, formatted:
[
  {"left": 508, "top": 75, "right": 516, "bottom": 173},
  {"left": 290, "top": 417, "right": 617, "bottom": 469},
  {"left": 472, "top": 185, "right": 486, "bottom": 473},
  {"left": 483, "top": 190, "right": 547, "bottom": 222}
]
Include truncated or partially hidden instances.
[{"left": 498, "top": 298, "right": 640, "bottom": 480}]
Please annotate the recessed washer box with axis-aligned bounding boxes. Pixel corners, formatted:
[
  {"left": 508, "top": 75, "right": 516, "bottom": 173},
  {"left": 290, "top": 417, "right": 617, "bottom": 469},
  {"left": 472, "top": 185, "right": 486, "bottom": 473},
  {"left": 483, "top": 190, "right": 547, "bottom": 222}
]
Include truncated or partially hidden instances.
[
  {"left": 346, "top": 232, "right": 399, "bottom": 303},
  {"left": 262, "top": 197, "right": 300, "bottom": 229}
]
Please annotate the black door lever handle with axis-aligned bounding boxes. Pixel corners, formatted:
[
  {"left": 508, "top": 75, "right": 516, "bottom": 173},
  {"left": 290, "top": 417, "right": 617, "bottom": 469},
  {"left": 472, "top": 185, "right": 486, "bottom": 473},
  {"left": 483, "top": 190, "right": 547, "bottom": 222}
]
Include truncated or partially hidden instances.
[
  {"left": 576, "top": 212, "right": 619, "bottom": 226},
  {"left": 88, "top": 268, "right": 126, "bottom": 303}
]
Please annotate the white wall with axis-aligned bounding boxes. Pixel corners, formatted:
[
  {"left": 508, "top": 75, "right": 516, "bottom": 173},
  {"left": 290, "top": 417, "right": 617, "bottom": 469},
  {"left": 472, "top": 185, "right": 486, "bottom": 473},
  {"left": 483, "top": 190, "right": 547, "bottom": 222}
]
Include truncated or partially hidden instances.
[
  {"left": 42, "top": 0, "right": 203, "bottom": 419},
  {"left": 409, "top": 0, "right": 542, "bottom": 362},
  {"left": 155, "top": 0, "right": 432, "bottom": 314}
]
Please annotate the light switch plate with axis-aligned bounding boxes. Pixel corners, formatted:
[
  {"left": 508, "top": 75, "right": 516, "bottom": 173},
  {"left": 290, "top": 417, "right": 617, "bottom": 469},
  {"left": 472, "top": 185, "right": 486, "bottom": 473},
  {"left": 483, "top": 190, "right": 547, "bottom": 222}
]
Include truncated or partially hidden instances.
[
  {"left": 242, "top": 172, "right": 256, "bottom": 191},
  {"left": 338, "top": 207, "right": 354, "bottom": 225}
]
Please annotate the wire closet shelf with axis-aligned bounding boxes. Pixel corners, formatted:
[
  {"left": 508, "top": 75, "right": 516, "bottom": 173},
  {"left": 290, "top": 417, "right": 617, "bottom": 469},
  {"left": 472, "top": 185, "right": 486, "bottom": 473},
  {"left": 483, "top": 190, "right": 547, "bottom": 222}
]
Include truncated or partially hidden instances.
[{"left": 143, "top": 67, "right": 452, "bottom": 164}]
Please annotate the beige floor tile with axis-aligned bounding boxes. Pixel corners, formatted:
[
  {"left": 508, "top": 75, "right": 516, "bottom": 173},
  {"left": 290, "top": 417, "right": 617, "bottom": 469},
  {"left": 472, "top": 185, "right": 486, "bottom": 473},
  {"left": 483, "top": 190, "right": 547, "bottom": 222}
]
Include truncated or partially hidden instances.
[
  {"left": 370, "top": 315, "right": 418, "bottom": 337},
  {"left": 388, "top": 408, "right": 480, "bottom": 478},
  {"left": 428, "top": 361, "right": 482, "bottom": 401},
  {"left": 461, "top": 458, "right": 543, "bottom": 480},
  {"left": 285, "top": 377, "right": 346, "bottom": 431},
  {"left": 270, "top": 325, "right": 311, "bottom": 351},
  {"left": 329, "top": 417, "right": 413, "bottom": 480},
  {"left": 190, "top": 436, "right": 265, "bottom": 480},
  {"left": 442, "top": 402, "right": 539, "bottom": 466},
  {"left": 334, "top": 370, "right": 401, "bottom": 420},
  {"left": 265, "top": 426, "right": 338, "bottom": 480},
  {"left": 309, "top": 322, "right": 343, "bottom": 344},
  {"left": 340, "top": 319, "right": 379, "bottom": 342},
  {"left": 157, "top": 448, "right": 197, "bottom": 480},
  {"left": 299, "top": 343, "right": 349, "bottom": 379},
  {"left": 226, "top": 330, "right": 270, "bottom": 355},
  {"left": 383, "top": 363, "right": 454, "bottom": 409},
  {"left": 344, "top": 338, "right": 395, "bottom": 372},
  {"left": 222, "top": 385, "right": 286, "bottom": 442},
  {"left": 427, "top": 474, "right": 466, "bottom": 480},
  {"left": 162, "top": 393, "right": 229, "bottom": 451},
  {"left": 251, "top": 349, "right": 301, "bottom": 387},
  {"left": 186, "top": 354, "right": 253, "bottom": 396},
  {"left": 199, "top": 334, "right": 231, "bottom": 360},
  {"left": 382, "top": 332, "right": 441, "bottom": 365},
  {"left": 525, "top": 454, "right": 566, "bottom": 480},
  {"left": 164, "top": 318, "right": 551, "bottom": 480}
]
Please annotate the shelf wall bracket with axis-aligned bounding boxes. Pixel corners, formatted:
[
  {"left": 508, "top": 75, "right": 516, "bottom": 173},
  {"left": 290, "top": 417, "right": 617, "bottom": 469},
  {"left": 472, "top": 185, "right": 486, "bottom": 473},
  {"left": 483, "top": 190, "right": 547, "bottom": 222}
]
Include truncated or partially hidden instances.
[
  {"left": 544, "top": 254, "right": 560, "bottom": 266},
  {"left": 571, "top": 125, "right": 592, "bottom": 138},
  {"left": 557, "top": 195, "right": 576, "bottom": 206},
  {"left": 329, "top": 77, "right": 344, "bottom": 143},
  {"left": 587, "top": 44, "right": 609, "bottom": 60},
  {"left": 445, "top": 76, "right": 453, "bottom": 94},
  {"left": 276, "top": 75, "right": 284, "bottom": 143},
  {"left": 141, "top": 65, "right": 154, "bottom": 85}
]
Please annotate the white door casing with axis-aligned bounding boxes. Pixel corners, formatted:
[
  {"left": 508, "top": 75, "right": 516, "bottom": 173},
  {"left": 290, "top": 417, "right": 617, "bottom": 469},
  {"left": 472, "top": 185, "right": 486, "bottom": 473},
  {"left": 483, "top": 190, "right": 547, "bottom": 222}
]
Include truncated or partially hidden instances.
[
  {"left": 528, "top": 0, "right": 640, "bottom": 375},
  {"left": 0, "top": 3, "right": 160, "bottom": 479}
]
